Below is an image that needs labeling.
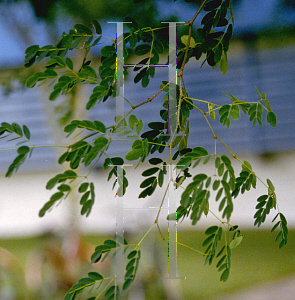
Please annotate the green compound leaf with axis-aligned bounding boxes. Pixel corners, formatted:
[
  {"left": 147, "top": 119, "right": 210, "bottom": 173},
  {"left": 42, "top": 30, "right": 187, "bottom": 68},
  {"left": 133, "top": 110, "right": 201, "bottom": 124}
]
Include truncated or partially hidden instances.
[
  {"left": 248, "top": 103, "right": 263, "bottom": 126},
  {"left": 5, "top": 146, "right": 31, "bottom": 177},
  {"left": 64, "top": 119, "right": 106, "bottom": 134}
]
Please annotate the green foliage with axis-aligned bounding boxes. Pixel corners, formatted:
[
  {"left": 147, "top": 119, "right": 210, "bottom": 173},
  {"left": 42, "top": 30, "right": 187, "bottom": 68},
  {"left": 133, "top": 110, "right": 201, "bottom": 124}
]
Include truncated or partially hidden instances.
[
  {"left": 123, "top": 250, "right": 141, "bottom": 290},
  {"left": 66, "top": 237, "right": 140, "bottom": 299},
  {"left": 271, "top": 213, "right": 288, "bottom": 248},
  {"left": 39, "top": 170, "right": 78, "bottom": 217},
  {"left": 79, "top": 182, "right": 95, "bottom": 217},
  {"left": 219, "top": 89, "right": 277, "bottom": 128},
  {"left": 64, "top": 271, "right": 104, "bottom": 300},
  {"left": 0, "top": 122, "right": 33, "bottom": 177},
  {"left": 232, "top": 160, "right": 256, "bottom": 197},
  {"left": 2, "top": 1, "right": 289, "bottom": 298}
]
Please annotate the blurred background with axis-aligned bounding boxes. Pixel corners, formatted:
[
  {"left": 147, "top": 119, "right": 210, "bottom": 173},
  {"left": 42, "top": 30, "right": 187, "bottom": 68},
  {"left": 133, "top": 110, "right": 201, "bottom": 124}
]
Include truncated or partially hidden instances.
[{"left": 0, "top": 0, "right": 295, "bottom": 299}]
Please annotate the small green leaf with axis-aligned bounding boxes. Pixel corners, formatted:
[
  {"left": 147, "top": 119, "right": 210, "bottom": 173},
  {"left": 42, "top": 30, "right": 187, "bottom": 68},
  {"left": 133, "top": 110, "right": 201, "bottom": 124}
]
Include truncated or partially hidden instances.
[
  {"left": 220, "top": 53, "right": 229, "bottom": 75},
  {"left": 127, "top": 250, "right": 137, "bottom": 259},
  {"left": 74, "top": 23, "right": 93, "bottom": 35},
  {"left": 140, "top": 176, "right": 156, "bottom": 188},
  {"left": 267, "top": 111, "right": 277, "bottom": 127},
  {"left": 88, "top": 272, "right": 103, "bottom": 280},
  {"left": 12, "top": 123, "right": 22, "bottom": 136},
  {"left": 142, "top": 167, "right": 159, "bottom": 177},
  {"left": 54, "top": 56, "right": 65, "bottom": 67},
  {"left": 181, "top": 35, "right": 197, "bottom": 48},
  {"left": 149, "top": 158, "right": 163, "bottom": 165},
  {"left": 141, "top": 72, "right": 150, "bottom": 88},
  {"left": 49, "top": 88, "right": 61, "bottom": 101},
  {"left": 17, "top": 145, "right": 30, "bottom": 154},
  {"left": 205, "top": 225, "right": 218, "bottom": 235},
  {"left": 84, "top": 65, "right": 97, "bottom": 79},
  {"left": 192, "top": 173, "right": 208, "bottom": 185},
  {"left": 116, "top": 235, "right": 128, "bottom": 245},
  {"left": 58, "top": 184, "right": 71, "bottom": 192},
  {"left": 104, "top": 240, "right": 118, "bottom": 248},
  {"left": 254, "top": 86, "right": 262, "bottom": 98},
  {"left": 136, "top": 119, "right": 144, "bottom": 134},
  {"left": 79, "top": 182, "right": 89, "bottom": 193},
  {"left": 134, "top": 44, "right": 151, "bottom": 56},
  {"left": 220, "top": 268, "right": 230, "bottom": 282},
  {"left": 105, "top": 286, "right": 116, "bottom": 298},
  {"left": 91, "top": 250, "right": 102, "bottom": 264},
  {"left": 158, "top": 169, "right": 164, "bottom": 187},
  {"left": 65, "top": 57, "right": 73, "bottom": 70},
  {"left": 50, "top": 191, "right": 64, "bottom": 202},
  {"left": 123, "top": 278, "right": 133, "bottom": 291},
  {"left": 213, "top": 180, "right": 220, "bottom": 190},
  {"left": 202, "top": 234, "right": 215, "bottom": 247},
  {"left": 70, "top": 36, "right": 83, "bottom": 49},
  {"left": 23, "top": 125, "right": 31, "bottom": 139},
  {"left": 191, "top": 147, "right": 208, "bottom": 157},
  {"left": 78, "top": 194, "right": 89, "bottom": 208},
  {"left": 229, "top": 236, "right": 243, "bottom": 249},
  {"left": 204, "top": 0, "right": 222, "bottom": 11},
  {"left": 25, "top": 45, "right": 39, "bottom": 61},
  {"left": 230, "top": 104, "right": 240, "bottom": 120},
  {"left": 167, "top": 213, "right": 177, "bottom": 221},
  {"left": 125, "top": 149, "right": 142, "bottom": 161},
  {"left": 101, "top": 45, "right": 116, "bottom": 57},
  {"left": 25, "top": 74, "right": 40, "bottom": 88},
  {"left": 267, "top": 179, "right": 275, "bottom": 192},
  {"left": 134, "top": 68, "right": 147, "bottom": 84},
  {"left": 92, "top": 20, "right": 102, "bottom": 34},
  {"left": 153, "top": 40, "right": 164, "bottom": 54},
  {"left": 128, "top": 115, "right": 138, "bottom": 130}
]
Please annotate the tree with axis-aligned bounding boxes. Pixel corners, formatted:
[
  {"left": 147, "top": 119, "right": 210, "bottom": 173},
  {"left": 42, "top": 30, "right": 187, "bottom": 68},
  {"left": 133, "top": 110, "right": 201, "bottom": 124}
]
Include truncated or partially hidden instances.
[{"left": 0, "top": 0, "right": 288, "bottom": 299}]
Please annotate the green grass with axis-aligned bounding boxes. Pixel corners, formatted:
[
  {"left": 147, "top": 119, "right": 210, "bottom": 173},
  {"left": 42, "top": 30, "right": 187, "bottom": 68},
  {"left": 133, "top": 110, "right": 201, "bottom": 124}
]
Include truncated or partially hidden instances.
[{"left": 1, "top": 229, "right": 295, "bottom": 299}]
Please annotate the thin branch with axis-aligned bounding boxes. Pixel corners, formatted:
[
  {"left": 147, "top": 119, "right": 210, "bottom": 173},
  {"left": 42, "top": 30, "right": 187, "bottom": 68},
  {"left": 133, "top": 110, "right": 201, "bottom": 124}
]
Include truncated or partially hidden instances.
[
  {"left": 178, "top": 0, "right": 209, "bottom": 77},
  {"left": 107, "top": 75, "right": 177, "bottom": 130}
]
